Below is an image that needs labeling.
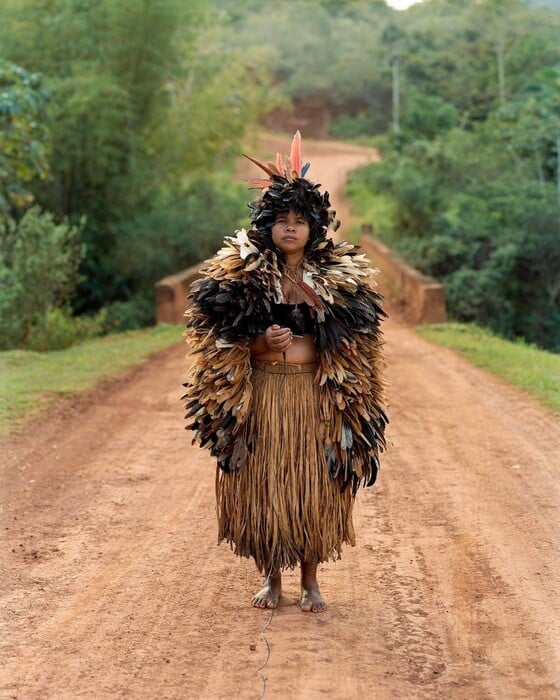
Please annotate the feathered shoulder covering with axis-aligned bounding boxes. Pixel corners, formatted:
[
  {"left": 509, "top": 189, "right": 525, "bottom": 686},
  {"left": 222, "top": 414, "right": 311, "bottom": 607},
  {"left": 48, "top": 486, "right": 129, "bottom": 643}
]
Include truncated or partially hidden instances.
[{"left": 183, "top": 228, "right": 388, "bottom": 494}]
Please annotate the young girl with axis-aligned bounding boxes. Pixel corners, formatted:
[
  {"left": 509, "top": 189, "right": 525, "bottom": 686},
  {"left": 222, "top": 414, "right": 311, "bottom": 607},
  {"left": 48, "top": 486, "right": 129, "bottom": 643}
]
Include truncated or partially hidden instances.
[{"left": 183, "top": 132, "right": 387, "bottom": 612}]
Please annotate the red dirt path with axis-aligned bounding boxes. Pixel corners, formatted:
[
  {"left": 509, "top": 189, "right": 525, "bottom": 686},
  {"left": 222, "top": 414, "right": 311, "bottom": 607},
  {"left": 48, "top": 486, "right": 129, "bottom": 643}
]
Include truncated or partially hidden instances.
[{"left": 1, "top": 136, "right": 559, "bottom": 699}]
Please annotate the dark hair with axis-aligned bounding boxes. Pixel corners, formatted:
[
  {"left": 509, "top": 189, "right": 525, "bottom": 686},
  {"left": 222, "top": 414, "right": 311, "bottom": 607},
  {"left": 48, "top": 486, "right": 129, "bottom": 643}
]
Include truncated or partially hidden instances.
[{"left": 247, "top": 176, "right": 338, "bottom": 257}]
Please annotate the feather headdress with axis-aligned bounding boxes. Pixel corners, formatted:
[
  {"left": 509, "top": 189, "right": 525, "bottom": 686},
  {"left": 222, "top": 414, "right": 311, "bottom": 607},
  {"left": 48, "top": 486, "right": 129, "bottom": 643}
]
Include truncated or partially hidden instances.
[
  {"left": 244, "top": 131, "right": 310, "bottom": 187},
  {"left": 243, "top": 131, "right": 338, "bottom": 254}
]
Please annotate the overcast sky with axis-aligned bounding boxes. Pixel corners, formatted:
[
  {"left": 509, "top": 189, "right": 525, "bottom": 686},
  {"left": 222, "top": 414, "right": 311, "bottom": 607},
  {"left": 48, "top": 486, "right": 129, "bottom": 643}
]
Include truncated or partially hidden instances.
[{"left": 386, "top": 0, "right": 423, "bottom": 9}]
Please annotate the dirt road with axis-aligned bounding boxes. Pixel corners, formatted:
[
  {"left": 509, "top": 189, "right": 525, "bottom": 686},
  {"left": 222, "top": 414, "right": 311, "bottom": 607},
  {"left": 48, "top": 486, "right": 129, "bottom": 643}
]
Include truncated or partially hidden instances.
[{"left": 1, "top": 137, "right": 559, "bottom": 700}]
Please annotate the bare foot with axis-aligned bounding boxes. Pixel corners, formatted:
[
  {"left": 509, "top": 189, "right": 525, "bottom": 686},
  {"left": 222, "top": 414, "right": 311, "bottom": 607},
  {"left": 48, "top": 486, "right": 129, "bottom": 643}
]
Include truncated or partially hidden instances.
[
  {"left": 251, "top": 572, "right": 282, "bottom": 609},
  {"left": 300, "top": 560, "right": 327, "bottom": 612},
  {"left": 300, "top": 584, "right": 327, "bottom": 613}
]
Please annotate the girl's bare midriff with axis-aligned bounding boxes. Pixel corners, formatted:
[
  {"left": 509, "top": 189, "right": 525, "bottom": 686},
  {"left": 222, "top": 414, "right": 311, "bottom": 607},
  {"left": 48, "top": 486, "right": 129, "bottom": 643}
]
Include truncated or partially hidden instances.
[{"left": 251, "top": 333, "right": 317, "bottom": 364}]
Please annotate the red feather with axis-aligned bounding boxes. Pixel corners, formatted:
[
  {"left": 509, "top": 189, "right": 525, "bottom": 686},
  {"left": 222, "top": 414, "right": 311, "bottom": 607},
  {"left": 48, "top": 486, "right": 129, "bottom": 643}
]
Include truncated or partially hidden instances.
[
  {"left": 289, "top": 130, "right": 302, "bottom": 176},
  {"left": 297, "top": 280, "right": 324, "bottom": 310}
]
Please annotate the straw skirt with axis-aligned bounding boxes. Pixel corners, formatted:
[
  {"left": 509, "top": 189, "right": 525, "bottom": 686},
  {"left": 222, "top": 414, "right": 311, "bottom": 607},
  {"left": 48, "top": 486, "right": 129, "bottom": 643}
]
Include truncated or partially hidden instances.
[{"left": 216, "top": 359, "right": 356, "bottom": 573}]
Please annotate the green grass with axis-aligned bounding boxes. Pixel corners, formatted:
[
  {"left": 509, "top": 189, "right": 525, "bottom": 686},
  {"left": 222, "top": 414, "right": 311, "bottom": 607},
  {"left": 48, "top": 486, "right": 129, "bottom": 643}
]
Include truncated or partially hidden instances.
[
  {"left": 346, "top": 176, "right": 398, "bottom": 245},
  {"left": 0, "top": 324, "right": 184, "bottom": 438},
  {"left": 417, "top": 322, "right": 560, "bottom": 415}
]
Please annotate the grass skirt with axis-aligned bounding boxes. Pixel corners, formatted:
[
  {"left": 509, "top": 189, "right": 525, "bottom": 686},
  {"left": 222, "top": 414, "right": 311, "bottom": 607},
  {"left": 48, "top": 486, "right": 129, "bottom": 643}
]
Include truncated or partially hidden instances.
[{"left": 216, "top": 359, "right": 356, "bottom": 573}]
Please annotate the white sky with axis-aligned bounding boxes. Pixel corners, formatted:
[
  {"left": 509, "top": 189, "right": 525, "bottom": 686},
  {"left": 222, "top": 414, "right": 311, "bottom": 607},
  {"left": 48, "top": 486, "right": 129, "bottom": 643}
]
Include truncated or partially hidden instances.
[{"left": 386, "top": 0, "right": 423, "bottom": 9}]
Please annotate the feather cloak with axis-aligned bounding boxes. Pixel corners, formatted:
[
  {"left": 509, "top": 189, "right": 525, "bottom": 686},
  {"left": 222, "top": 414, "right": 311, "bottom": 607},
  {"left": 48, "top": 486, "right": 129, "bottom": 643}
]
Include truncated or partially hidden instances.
[{"left": 182, "top": 228, "right": 388, "bottom": 494}]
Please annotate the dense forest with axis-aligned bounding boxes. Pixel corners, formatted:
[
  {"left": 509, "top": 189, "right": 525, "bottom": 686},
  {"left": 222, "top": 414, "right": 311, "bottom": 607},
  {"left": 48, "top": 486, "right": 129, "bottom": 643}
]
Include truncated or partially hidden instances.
[{"left": 1, "top": 0, "right": 559, "bottom": 350}]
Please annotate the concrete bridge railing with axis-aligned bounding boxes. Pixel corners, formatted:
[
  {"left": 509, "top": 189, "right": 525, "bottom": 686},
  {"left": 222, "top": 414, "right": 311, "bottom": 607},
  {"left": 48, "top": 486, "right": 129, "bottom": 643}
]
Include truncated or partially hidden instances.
[
  {"left": 154, "top": 264, "right": 202, "bottom": 325},
  {"left": 360, "top": 225, "right": 446, "bottom": 324},
  {"left": 155, "top": 230, "right": 446, "bottom": 326}
]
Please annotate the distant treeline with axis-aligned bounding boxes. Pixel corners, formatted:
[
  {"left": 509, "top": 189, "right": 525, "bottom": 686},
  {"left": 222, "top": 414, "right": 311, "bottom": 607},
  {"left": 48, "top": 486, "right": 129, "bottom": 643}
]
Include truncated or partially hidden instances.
[{"left": 1, "top": 0, "right": 559, "bottom": 351}]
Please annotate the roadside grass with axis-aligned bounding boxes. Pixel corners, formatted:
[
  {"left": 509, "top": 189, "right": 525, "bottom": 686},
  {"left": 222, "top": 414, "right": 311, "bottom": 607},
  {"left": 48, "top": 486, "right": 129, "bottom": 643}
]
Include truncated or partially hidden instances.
[
  {"left": 0, "top": 324, "right": 184, "bottom": 439},
  {"left": 417, "top": 322, "right": 560, "bottom": 415},
  {"left": 346, "top": 168, "right": 398, "bottom": 245},
  {"left": 347, "top": 193, "right": 398, "bottom": 246}
]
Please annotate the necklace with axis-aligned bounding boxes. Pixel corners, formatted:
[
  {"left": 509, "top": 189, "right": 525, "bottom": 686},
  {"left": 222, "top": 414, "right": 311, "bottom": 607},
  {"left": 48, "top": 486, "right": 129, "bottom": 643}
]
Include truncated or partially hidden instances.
[
  {"left": 282, "top": 260, "right": 305, "bottom": 304},
  {"left": 280, "top": 259, "right": 308, "bottom": 335},
  {"left": 283, "top": 259, "right": 304, "bottom": 286}
]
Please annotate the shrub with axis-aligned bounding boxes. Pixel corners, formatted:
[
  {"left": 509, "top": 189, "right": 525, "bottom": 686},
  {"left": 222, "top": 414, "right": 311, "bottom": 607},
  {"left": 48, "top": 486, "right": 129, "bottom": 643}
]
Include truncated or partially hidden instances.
[
  {"left": 0, "top": 206, "right": 85, "bottom": 349},
  {"left": 102, "top": 299, "right": 155, "bottom": 332},
  {"left": 26, "top": 307, "right": 106, "bottom": 352},
  {"left": 329, "top": 111, "right": 383, "bottom": 139},
  {"left": 348, "top": 124, "right": 560, "bottom": 351},
  {"left": 100, "top": 173, "right": 248, "bottom": 326},
  {"left": 403, "top": 94, "right": 458, "bottom": 141}
]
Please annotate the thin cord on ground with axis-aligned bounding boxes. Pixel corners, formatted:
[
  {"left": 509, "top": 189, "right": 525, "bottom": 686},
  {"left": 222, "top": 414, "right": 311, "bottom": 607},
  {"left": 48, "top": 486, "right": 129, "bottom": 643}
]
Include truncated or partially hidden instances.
[
  {"left": 256, "top": 603, "right": 275, "bottom": 700},
  {"left": 255, "top": 351, "right": 287, "bottom": 699}
]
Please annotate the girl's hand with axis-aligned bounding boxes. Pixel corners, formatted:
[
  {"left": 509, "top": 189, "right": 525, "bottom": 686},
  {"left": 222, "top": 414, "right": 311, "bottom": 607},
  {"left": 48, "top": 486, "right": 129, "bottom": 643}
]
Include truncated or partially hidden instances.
[{"left": 265, "top": 324, "right": 292, "bottom": 352}]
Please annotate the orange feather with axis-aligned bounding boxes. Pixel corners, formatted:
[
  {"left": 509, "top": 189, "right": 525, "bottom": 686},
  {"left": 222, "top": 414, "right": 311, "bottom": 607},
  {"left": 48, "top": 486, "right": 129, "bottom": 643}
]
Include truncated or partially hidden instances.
[
  {"left": 248, "top": 178, "right": 272, "bottom": 189},
  {"left": 242, "top": 154, "right": 275, "bottom": 177}
]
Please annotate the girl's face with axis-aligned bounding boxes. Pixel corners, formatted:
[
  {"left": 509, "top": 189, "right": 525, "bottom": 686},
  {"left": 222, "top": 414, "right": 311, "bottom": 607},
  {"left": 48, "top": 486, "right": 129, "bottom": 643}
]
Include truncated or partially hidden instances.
[{"left": 271, "top": 209, "right": 310, "bottom": 258}]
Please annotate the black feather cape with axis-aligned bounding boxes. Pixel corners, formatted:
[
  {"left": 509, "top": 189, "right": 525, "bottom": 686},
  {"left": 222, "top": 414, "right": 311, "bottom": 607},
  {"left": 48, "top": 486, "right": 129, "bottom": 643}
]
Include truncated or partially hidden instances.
[{"left": 183, "top": 228, "right": 388, "bottom": 494}]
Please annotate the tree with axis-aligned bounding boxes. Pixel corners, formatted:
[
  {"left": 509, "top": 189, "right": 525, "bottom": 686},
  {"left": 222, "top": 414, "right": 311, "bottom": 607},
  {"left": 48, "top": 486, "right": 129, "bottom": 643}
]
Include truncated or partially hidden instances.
[
  {"left": 0, "top": 207, "right": 85, "bottom": 349},
  {"left": 381, "top": 24, "right": 407, "bottom": 140},
  {"left": 0, "top": 0, "right": 266, "bottom": 319},
  {"left": 0, "top": 61, "right": 50, "bottom": 218}
]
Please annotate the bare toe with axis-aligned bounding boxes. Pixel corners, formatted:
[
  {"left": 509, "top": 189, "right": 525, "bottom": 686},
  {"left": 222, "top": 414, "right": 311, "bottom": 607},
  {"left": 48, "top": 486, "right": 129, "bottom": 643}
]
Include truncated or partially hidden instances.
[
  {"left": 251, "top": 583, "right": 280, "bottom": 609},
  {"left": 301, "top": 587, "right": 326, "bottom": 613}
]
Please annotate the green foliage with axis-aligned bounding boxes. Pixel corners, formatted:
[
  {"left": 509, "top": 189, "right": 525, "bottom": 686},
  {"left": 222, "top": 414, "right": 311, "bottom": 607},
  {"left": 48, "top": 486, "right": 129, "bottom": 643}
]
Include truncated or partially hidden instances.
[
  {"left": 210, "top": 0, "right": 559, "bottom": 142},
  {"left": 0, "top": 206, "right": 85, "bottom": 349},
  {"left": 395, "top": 0, "right": 560, "bottom": 124},
  {"left": 347, "top": 162, "right": 398, "bottom": 242},
  {"left": 105, "top": 173, "right": 249, "bottom": 328},
  {"left": 491, "top": 66, "right": 560, "bottom": 185},
  {"left": 48, "top": 73, "right": 132, "bottom": 216},
  {"left": 25, "top": 307, "right": 106, "bottom": 352},
  {"left": 217, "top": 0, "right": 394, "bottom": 134},
  {"left": 329, "top": 112, "right": 384, "bottom": 139},
  {"left": 0, "top": 0, "right": 271, "bottom": 323},
  {"left": 402, "top": 93, "right": 458, "bottom": 140},
  {"left": 0, "top": 60, "right": 50, "bottom": 215},
  {"left": 350, "top": 48, "right": 560, "bottom": 350},
  {"left": 101, "top": 300, "right": 154, "bottom": 333},
  {"left": 352, "top": 114, "right": 560, "bottom": 350}
]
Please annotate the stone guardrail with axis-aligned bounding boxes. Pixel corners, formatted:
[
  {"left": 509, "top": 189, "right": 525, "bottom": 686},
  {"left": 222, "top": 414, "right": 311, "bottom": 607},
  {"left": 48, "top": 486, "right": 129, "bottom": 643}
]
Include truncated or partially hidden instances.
[
  {"left": 154, "top": 264, "right": 202, "bottom": 325},
  {"left": 360, "top": 225, "right": 446, "bottom": 324},
  {"left": 154, "top": 229, "right": 446, "bottom": 326}
]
